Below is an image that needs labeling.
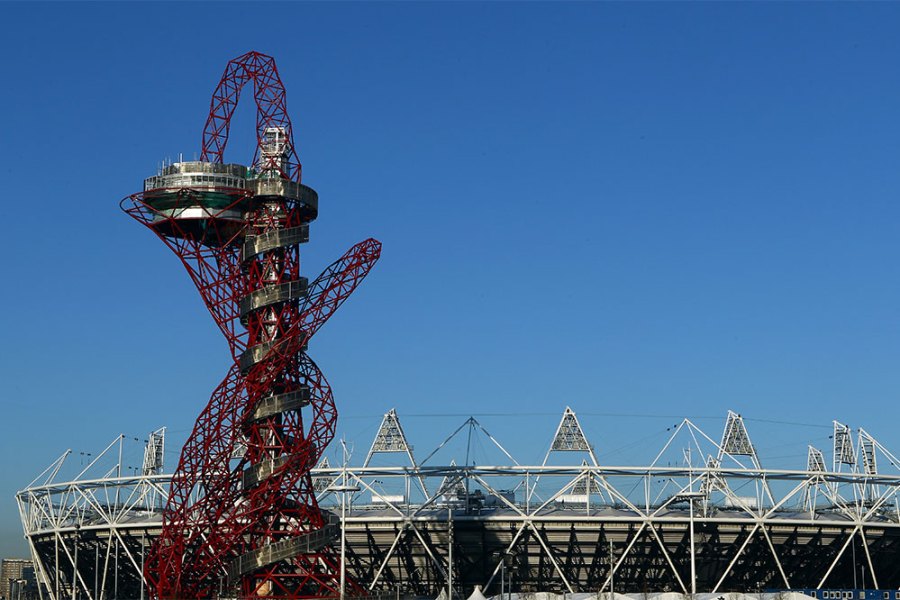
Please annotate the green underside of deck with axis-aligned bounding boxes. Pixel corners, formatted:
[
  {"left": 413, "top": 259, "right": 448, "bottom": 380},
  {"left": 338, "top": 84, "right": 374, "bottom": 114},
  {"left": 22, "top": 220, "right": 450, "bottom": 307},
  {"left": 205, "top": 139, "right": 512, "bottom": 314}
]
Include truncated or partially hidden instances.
[{"left": 143, "top": 189, "right": 249, "bottom": 212}]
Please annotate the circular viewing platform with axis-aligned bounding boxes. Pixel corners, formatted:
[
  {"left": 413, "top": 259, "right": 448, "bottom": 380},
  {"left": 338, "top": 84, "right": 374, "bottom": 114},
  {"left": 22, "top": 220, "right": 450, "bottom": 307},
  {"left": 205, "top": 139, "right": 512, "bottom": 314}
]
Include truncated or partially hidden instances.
[
  {"left": 144, "top": 161, "right": 249, "bottom": 192},
  {"left": 137, "top": 161, "right": 319, "bottom": 245}
]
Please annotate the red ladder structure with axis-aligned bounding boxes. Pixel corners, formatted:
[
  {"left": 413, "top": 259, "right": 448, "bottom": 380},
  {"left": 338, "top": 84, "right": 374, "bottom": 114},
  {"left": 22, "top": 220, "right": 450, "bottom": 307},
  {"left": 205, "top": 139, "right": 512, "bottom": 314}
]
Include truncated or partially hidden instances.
[{"left": 122, "top": 51, "right": 380, "bottom": 599}]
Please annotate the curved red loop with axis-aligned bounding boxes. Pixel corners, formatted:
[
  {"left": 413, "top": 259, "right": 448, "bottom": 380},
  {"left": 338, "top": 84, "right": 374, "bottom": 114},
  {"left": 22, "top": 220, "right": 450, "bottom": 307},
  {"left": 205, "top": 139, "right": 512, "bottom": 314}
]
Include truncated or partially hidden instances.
[{"left": 200, "top": 51, "right": 302, "bottom": 182}]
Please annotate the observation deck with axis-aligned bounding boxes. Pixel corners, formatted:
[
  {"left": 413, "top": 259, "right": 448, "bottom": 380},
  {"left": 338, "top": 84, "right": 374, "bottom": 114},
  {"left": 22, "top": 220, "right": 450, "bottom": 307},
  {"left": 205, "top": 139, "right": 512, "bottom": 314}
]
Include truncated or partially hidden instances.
[{"left": 140, "top": 161, "right": 318, "bottom": 246}]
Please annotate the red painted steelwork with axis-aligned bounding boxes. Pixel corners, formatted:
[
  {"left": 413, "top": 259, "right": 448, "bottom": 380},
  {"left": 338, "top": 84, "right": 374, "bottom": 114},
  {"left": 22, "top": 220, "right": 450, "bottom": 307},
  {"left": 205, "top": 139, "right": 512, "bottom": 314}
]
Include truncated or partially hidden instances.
[
  {"left": 202, "top": 51, "right": 301, "bottom": 181},
  {"left": 122, "top": 51, "right": 380, "bottom": 599}
]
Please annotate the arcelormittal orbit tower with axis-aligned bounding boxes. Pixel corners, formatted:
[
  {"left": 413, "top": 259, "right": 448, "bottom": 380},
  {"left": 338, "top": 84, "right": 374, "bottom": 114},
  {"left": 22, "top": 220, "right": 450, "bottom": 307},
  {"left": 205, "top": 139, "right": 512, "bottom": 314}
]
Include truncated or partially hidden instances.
[{"left": 122, "top": 51, "right": 381, "bottom": 599}]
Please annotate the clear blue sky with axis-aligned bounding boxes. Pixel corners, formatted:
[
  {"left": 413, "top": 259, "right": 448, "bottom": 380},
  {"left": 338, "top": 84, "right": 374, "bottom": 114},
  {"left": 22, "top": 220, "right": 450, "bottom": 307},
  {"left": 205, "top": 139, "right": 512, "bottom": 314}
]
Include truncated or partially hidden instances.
[{"left": 3, "top": 2, "right": 900, "bottom": 558}]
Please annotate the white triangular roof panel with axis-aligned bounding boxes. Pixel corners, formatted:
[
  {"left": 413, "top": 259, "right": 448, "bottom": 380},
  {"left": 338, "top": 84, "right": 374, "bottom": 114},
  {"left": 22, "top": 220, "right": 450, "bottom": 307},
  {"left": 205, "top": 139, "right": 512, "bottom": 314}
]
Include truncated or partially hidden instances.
[{"left": 551, "top": 407, "right": 592, "bottom": 452}]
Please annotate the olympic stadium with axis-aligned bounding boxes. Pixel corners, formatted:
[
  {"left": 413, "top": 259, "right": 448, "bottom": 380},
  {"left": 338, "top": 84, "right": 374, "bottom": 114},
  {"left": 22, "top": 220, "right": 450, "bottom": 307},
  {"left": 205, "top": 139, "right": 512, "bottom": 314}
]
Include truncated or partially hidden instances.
[{"left": 17, "top": 407, "right": 900, "bottom": 600}]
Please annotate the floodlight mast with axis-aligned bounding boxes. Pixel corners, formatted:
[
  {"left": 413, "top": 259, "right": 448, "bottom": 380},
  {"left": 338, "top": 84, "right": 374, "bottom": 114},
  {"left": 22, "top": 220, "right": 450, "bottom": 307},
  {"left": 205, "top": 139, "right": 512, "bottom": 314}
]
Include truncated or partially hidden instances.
[{"left": 122, "top": 51, "right": 381, "bottom": 599}]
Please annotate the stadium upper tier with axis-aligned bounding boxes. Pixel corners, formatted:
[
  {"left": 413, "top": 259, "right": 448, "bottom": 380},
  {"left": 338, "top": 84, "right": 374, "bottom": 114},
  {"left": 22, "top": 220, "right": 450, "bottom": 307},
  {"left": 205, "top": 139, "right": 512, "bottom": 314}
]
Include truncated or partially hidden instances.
[{"left": 17, "top": 410, "right": 900, "bottom": 600}]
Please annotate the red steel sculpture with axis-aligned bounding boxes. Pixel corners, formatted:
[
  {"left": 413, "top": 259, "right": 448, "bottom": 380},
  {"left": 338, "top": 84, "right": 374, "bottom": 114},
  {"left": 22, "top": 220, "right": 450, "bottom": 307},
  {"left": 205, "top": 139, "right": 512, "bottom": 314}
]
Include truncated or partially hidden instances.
[{"left": 122, "top": 51, "right": 381, "bottom": 599}]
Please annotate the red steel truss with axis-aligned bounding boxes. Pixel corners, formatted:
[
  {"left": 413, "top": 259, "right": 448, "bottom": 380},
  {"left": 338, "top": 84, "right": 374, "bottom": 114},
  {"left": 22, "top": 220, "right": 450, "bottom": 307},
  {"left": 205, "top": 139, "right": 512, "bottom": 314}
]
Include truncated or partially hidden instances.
[
  {"left": 122, "top": 51, "right": 381, "bottom": 599},
  {"left": 202, "top": 51, "right": 301, "bottom": 182}
]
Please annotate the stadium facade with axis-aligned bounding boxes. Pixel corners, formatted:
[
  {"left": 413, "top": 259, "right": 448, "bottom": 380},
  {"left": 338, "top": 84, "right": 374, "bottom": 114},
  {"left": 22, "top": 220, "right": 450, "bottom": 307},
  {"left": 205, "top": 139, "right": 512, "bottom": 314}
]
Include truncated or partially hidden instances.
[{"left": 17, "top": 409, "right": 900, "bottom": 600}]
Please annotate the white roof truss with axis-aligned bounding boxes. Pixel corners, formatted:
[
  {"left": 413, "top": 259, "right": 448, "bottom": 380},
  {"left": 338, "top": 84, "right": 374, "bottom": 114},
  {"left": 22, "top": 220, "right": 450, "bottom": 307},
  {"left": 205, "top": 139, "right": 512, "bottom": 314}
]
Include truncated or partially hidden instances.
[
  {"left": 719, "top": 411, "right": 755, "bottom": 459},
  {"left": 543, "top": 406, "right": 598, "bottom": 466},
  {"left": 833, "top": 421, "right": 855, "bottom": 469},
  {"left": 365, "top": 408, "right": 417, "bottom": 468},
  {"left": 807, "top": 445, "right": 826, "bottom": 472}
]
